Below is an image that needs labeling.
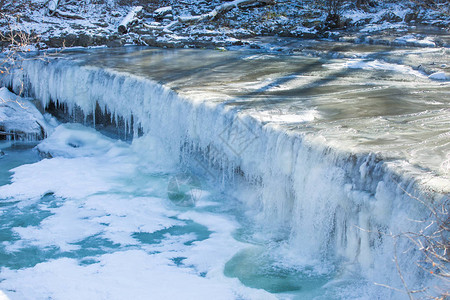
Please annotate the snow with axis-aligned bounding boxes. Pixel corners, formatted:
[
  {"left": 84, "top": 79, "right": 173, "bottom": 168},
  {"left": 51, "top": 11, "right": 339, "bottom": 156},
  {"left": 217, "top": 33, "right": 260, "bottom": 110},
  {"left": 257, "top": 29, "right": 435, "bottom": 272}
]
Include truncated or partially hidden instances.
[
  {"left": 37, "top": 123, "right": 124, "bottom": 158},
  {"left": 48, "top": 0, "right": 59, "bottom": 12},
  {"left": 395, "top": 35, "right": 436, "bottom": 47},
  {"left": 154, "top": 6, "right": 173, "bottom": 15},
  {"left": 0, "top": 251, "right": 241, "bottom": 300},
  {"left": 428, "top": 71, "right": 449, "bottom": 81},
  {"left": 119, "top": 6, "right": 144, "bottom": 33},
  {"left": 0, "top": 87, "right": 52, "bottom": 140},
  {"left": 359, "top": 22, "right": 407, "bottom": 33},
  {"left": 0, "top": 0, "right": 128, "bottom": 49},
  {"left": 1, "top": 0, "right": 449, "bottom": 49},
  {"left": 0, "top": 124, "right": 273, "bottom": 299},
  {"left": 0, "top": 291, "right": 9, "bottom": 300}
]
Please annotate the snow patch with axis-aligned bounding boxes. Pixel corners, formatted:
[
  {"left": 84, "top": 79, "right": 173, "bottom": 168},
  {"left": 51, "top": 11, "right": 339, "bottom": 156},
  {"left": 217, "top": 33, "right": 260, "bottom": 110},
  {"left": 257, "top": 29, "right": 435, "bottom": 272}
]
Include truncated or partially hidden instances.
[
  {"left": 428, "top": 71, "right": 449, "bottom": 81},
  {"left": 395, "top": 35, "right": 436, "bottom": 47}
]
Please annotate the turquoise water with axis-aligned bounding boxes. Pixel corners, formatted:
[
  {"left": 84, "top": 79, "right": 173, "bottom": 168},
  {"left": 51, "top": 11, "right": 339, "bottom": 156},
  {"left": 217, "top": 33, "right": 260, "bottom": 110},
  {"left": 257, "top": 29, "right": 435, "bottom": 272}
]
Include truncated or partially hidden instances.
[
  {"left": 0, "top": 127, "right": 362, "bottom": 300},
  {"left": 0, "top": 142, "right": 40, "bottom": 186},
  {"left": 224, "top": 247, "right": 330, "bottom": 293},
  {"left": 0, "top": 128, "right": 352, "bottom": 299}
]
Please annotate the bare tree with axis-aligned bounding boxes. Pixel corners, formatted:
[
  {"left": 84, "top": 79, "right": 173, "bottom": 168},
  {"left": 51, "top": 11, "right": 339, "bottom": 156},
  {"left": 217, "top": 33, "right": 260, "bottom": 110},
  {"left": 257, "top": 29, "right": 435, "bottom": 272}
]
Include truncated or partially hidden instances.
[
  {"left": 372, "top": 186, "right": 449, "bottom": 300},
  {"left": 1, "top": 15, "right": 39, "bottom": 98}
]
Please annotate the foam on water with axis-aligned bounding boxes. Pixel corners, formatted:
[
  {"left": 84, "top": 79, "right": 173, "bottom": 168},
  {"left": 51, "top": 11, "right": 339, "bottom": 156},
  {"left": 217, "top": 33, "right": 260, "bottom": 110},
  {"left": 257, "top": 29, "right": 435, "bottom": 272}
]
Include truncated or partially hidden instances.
[
  {"left": 326, "top": 59, "right": 428, "bottom": 79},
  {"left": 1, "top": 47, "right": 449, "bottom": 299}
]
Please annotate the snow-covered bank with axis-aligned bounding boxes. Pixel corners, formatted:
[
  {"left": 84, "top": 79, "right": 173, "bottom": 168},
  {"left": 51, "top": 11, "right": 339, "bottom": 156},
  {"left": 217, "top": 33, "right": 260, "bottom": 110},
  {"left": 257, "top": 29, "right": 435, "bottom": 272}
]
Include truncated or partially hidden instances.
[
  {"left": 1, "top": 0, "right": 449, "bottom": 50},
  {"left": 3, "top": 48, "right": 448, "bottom": 298}
]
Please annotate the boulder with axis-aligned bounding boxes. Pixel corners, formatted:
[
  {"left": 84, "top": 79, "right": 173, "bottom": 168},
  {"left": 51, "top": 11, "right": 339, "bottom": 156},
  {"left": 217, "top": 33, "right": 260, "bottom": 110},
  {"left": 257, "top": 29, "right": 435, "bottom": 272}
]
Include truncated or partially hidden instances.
[
  {"left": 380, "top": 12, "right": 402, "bottom": 23},
  {"left": 0, "top": 87, "right": 51, "bottom": 141},
  {"left": 404, "top": 12, "right": 419, "bottom": 23},
  {"left": 47, "top": 36, "right": 66, "bottom": 48},
  {"left": 64, "top": 33, "right": 78, "bottom": 47},
  {"left": 153, "top": 6, "right": 173, "bottom": 21},
  {"left": 79, "top": 33, "right": 94, "bottom": 47},
  {"left": 106, "top": 38, "right": 124, "bottom": 47}
]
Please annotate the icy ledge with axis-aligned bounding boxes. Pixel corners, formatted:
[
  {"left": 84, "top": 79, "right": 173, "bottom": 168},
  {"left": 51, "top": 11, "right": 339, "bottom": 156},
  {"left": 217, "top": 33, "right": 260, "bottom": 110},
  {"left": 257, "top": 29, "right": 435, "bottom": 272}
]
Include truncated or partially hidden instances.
[{"left": 4, "top": 57, "right": 449, "bottom": 298}]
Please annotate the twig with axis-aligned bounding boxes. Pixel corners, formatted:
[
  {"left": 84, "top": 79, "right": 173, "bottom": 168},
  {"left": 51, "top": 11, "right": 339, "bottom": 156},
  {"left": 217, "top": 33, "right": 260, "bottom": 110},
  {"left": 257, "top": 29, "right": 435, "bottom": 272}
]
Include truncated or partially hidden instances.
[{"left": 394, "top": 237, "right": 415, "bottom": 300}]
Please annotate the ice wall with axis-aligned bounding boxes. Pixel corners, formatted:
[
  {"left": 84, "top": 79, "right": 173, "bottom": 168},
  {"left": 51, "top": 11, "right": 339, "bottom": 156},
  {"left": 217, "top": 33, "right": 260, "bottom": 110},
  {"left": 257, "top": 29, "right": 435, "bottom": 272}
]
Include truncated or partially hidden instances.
[{"left": 5, "top": 57, "right": 447, "bottom": 298}]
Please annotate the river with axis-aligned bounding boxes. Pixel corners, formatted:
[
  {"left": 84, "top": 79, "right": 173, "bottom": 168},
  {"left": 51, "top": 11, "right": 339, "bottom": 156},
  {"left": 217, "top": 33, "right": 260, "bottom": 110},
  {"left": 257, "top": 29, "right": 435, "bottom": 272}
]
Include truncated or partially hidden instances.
[{"left": 0, "top": 42, "right": 449, "bottom": 299}]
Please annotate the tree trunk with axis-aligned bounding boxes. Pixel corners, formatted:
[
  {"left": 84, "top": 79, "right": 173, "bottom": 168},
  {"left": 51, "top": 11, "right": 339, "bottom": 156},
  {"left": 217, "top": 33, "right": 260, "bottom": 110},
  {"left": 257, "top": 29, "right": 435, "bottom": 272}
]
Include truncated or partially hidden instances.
[
  {"left": 178, "top": 0, "right": 274, "bottom": 23},
  {"left": 118, "top": 6, "right": 143, "bottom": 34},
  {"left": 53, "top": 10, "right": 85, "bottom": 20},
  {"left": 48, "top": 0, "right": 60, "bottom": 15}
]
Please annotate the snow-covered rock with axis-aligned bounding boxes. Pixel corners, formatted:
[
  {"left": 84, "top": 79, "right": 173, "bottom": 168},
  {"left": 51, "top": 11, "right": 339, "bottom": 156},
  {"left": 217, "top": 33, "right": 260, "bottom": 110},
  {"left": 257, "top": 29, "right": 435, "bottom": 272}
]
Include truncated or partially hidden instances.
[
  {"left": 0, "top": 87, "right": 51, "bottom": 140},
  {"left": 36, "top": 123, "right": 122, "bottom": 158},
  {"left": 395, "top": 34, "right": 436, "bottom": 47},
  {"left": 428, "top": 71, "right": 449, "bottom": 81},
  {"left": 153, "top": 6, "right": 173, "bottom": 20}
]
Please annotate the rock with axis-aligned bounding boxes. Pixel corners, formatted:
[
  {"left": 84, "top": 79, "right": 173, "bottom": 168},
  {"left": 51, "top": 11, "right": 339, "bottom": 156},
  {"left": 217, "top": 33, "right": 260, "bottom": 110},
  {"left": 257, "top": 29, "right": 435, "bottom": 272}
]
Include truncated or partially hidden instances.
[
  {"left": 63, "top": 33, "right": 78, "bottom": 47},
  {"left": 79, "top": 33, "right": 94, "bottom": 47},
  {"left": 380, "top": 12, "right": 402, "bottom": 23},
  {"left": 140, "top": 35, "right": 157, "bottom": 46},
  {"left": 342, "top": 18, "right": 353, "bottom": 29},
  {"left": 132, "top": 27, "right": 153, "bottom": 35},
  {"left": 19, "top": 14, "right": 33, "bottom": 23},
  {"left": 231, "top": 40, "right": 244, "bottom": 46},
  {"left": 153, "top": 6, "right": 173, "bottom": 21},
  {"left": 428, "top": 71, "right": 449, "bottom": 81},
  {"left": 156, "top": 39, "right": 183, "bottom": 48},
  {"left": 323, "top": 13, "right": 341, "bottom": 30},
  {"left": 0, "top": 38, "right": 9, "bottom": 49},
  {"left": 298, "top": 31, "right": 316, "bottom": 39},
  {"left": 106, "top": 39, "right": 124, "bottom": 47},
  {"left": 46, "top": 36, "right": 65, "bottom": 48},
  {"left": 0, "top": 87, "right": 51, "bottom": 141},
  {"left": 404, "top": 12, "right": 419, "bottom": 23},
  {"left": 93, "top": 35, "right": 108, "bottom": 46},
  {"left": 353, "top": 18, "right": 371, "bottom": 27}
]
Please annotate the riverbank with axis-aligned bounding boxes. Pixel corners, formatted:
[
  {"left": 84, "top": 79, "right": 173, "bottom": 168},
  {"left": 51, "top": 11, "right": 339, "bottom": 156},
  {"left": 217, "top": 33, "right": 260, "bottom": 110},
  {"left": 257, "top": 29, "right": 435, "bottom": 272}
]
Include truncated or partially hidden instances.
[{"left": 1, "top": 0, "right": 449, "bottom": 51}]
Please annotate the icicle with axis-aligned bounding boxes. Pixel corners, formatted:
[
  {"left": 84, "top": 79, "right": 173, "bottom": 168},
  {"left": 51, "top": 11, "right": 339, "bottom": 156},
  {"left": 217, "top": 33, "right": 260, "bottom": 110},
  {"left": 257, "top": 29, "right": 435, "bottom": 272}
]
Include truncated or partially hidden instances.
[{"left": 92, "top": 102, "right": 96, "bottom": 129}]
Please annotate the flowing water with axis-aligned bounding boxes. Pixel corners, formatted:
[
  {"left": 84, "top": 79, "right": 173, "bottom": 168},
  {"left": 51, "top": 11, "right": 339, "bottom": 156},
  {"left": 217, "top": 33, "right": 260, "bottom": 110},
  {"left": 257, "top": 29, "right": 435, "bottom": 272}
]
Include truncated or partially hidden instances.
[{"left": 0, "top": 42, "right": 449, "bottom": 299}]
